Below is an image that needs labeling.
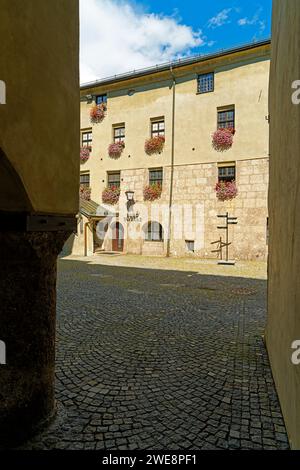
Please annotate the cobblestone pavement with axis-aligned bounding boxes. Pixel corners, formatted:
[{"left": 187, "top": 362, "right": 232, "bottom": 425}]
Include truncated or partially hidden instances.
[{"left": 19, "top": 256, "right": 289, "bottom": 450}]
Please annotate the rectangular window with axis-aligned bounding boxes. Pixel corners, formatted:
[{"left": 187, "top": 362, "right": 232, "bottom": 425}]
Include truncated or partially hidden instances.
[
  {"left": 82, "top": 131, "right": 92, "bottom": 149},
  {"left": 217, "top": 107, "right": 235, "bottom": 129},
  {"left": 96, "top": 94, "right": 107, "bottom": 105},
  {"left": 80, "top": 172, "right": 90, "bottom": 188},
  {"left": 113, "top": 125, "right": 125, "bottom": 143},
  {"left": 107, "top": 171, "right": 121, "bottom": 188},
  {"left": 146, "top": 222, "right": 164, "bottom": 242},
  {"left": 151, "top": 119, "right": 165, "bottom": 138},
  {"left": 197, "top": 72, "right": 214, "bottom": 94},
  {"left": 185, "top": 240, "right": 195, "bottom": 253},
  {"left": 218, "top": 164, "right": 236, "bottom": 183},
  {"left": 149, "top": 168, "right": 163, "bottom": 186}
]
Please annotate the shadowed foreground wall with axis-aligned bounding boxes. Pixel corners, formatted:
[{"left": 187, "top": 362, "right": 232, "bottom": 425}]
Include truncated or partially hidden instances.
[
  {"left": 266, "top": 0, "right": 300, "bottom": 449},
  {"left": 0, "top": 0, "right": 79, "bottom": 446}
]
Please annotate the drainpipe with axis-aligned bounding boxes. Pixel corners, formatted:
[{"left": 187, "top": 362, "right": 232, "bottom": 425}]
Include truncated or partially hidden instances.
[
  {"left": 166, "top": 66, "right": 176, "bottom": 257},
  {"left": 84, "top": 220, "right": 90, "bottom": 257}
]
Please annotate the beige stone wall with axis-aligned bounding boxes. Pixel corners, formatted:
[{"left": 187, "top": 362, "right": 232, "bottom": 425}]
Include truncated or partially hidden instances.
[
  {"left": 266, "top": 0, "right": 300, "bottom": 450},
  {"left": 82, "top": 158, "right": 268, "bottom": 260},
  {"left": 0, "top": 0, "right": 79, "bottom": 215}
]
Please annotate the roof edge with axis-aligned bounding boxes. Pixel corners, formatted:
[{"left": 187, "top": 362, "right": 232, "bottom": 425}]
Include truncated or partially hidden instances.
[{"left": 80, "top": 38, "right": 271, "bottom": 91}]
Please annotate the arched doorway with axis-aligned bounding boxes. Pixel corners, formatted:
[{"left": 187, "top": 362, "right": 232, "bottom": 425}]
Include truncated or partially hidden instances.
[{"left": 112, "top": 222, "right": 124, "bottom": 252}]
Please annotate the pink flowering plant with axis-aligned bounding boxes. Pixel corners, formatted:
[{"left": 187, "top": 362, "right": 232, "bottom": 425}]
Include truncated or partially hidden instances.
[
  {"left": 79, "top": 185, "right": 91, "bottom": 201},
  {"left": 90, "top": 102, "right": 107, "bottom": 124},
  {"left": 80, "top": 146, "right": 90, "bottom": 164},
  {"left": 215, "top": 180, "right": 238, "bottom": 201},
  {"left": 212, "top": 128, "right": 235, "bottom": 152},
  {"left": 145, "top": 136, "right": 165, "bottom": 155},
  {"left": 143, "top": 183, "right": 162, "bottom": 202},
  {"left": 102, "top": 185, "right": 120, "bottom": 205},
  {"left": 108, "top": 141, "right": 125, "bottom": 159}
]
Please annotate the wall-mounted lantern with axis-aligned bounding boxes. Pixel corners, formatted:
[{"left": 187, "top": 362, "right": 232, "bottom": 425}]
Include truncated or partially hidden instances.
[{"left": 125, "top": 190, "right": 135, "bottom": 212}]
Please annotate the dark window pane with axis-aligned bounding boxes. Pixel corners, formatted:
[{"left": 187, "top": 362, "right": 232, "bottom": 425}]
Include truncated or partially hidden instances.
[
  {"left": 218, "top": 165, "right": 236, "bottom": 182},
  {"left": 151, "top": 120, "right": 165, "bottom": 137},
  {"left": 114, "top": 126, "right": 125, "bottom": 142},
  {"left": 149, "top": 169, "right": 163, "bottom": 186},
  {"left": 80, "top": 173, "right": 90, "bottom": 187},
  {"left": 108, "top": 172, "right": 120, "bottom": 188},
  {"left": 217, "top": 109, "right": 235, "bottom": 129},
  {"left": 197, "top": 73, "right": 214, "bottom": 93},
  {"left": 96, "top": 94, "right": 107, "bottom": 104}
]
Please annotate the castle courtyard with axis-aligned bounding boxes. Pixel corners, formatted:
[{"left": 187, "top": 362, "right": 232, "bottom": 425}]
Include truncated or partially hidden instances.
[{"left": 18, "top": 255, "right": 289, "bottom": 451}]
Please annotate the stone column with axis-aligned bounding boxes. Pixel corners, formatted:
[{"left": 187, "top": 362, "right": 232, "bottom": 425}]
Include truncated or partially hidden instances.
[{"left": 0, "top": 230, "right": 70, "bottom": 447}]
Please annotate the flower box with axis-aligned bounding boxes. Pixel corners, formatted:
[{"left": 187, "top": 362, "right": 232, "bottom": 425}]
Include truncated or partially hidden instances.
[
  {"left": 90, "top": 102, "right": 106, "bottom": 124},
  {"left": 215, "top": 180, "right": 238, "bottom": 201},
  {"left": 212, "top": 128, "right": 235, "bottom": 152},
  {"left": 102, "top": 186, "right": 120, "bottom": 205},
  {"left": 145, "top": 136, "right": 165, "bottom": 155},
  {"left": 79, "top": 185, "right": 91, "bottom": 201},
  {"left": 80, "top": 146, "right": 90, "bottom": 164},
  {"left": 143, "top": 183, "right": 162, "bottom": 202},
  {"left": 108, "top": 141, "right": 125, "bottom": 159}
]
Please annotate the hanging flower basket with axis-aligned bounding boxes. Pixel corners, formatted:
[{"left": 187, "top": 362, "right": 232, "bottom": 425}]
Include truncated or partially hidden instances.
[
  {"left": 143, "top": 183, "right": 162, "bottom": 202},
  {"left": 80, "top": 146, "right": 90, "bottom": 164},
  {"left": 90, "top": 102, "right": 107, "bottom": 124},
  {"left": 215, "top": 180, "right": 238, "bottom": 201},
  {"left": 145, "top": 136, "right": 165, "bottom": 155},
  {"left": 212, "top": 128, "right": 235, "bottom": 152},
  {"left": 102, "top": 185, "right": 120, "bottom": 205},
  {"left": 79, "top": 185, "right": 91, "bottom": 201},
  {"left": 108, "top": 141, "right": 125, "bottom": 159}
]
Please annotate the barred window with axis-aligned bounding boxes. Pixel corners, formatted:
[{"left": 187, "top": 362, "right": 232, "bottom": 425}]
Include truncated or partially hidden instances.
[
  {"left": 114, "top": 126, "right": 125, "bottom": 143},
  {"left": 149, "top": 168, "right": 163, "bottom": 186},
  {"left": 145, "top": 221, "right": 164, "bottom": 242},
  {"left": 218, "top": 165, "right": 236, "bottom": 183},
  {"left": 82, "top": 131, "right": 92, "bottom": 148},
  {"left": 217, "top": 108, "right": 235, "bottom": 129},
  {"left": 96, "top": 94, "right": 107, "bottom": 105},
  {"left": 80, "top": 172, "right": 90, "bottom": 188},
  {"left": 107, "top": 171, "right": 120, "bottom": 188},
  {"left": 151, "top": 120, "right": 165, "bottom": 137},
  {"left": 197, "top": 73, "right": 214, "bottom": 94}
]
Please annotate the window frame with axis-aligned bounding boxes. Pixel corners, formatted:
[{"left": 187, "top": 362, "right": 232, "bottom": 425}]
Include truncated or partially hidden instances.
[
  {"left": 107, "top": 171, "right": 121, "bottom": 188},
  {"left": 96, "top": 94, "right": 107, "bottom": 105},
  {"left": 151, "top": 119, "right": 165, "bottom": 138},
  {"left": 81, "top": 130, "right": 92, "bottom": 149},
  {"left": 80, "top": 172, "right": 90, "bottom": 188},
  {"left": 185, "top": 240, "right": 195, "bottom": 253},
  {"left": 197, "top": 72, "right": 214, "bottom": 94},
  {"left": 113, "top": 125, "right": 125, "bottom": 143},
  {"left": 218, "top": 164, "right": 236, "bottom": 183},
  {"left": 145, "top": 221, "right": 164, "bottom": 242},
  {"left": 217, "top": 107, "right": 235, "bottom": 130},
  {"left": 149, "top": 168, "right": 163, "bottom": 187}
]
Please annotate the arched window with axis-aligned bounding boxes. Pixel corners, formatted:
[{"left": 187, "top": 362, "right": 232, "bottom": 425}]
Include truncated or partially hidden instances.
[{"left": 145, "top": 221, "right": 164, "bottom": 242}]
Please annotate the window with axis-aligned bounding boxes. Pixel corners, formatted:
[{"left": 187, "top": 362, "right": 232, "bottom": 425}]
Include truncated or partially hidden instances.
[
  {"left": 113, "top": 125, "right": 125, "bottom": 143},
  {"left": 186, "top": 240, "right": 195, "bottom": 253},
  {"left": 151, "top": 119, "right": 165, "bottom": 138},
  {"left": 149, "top": 168, "right": 163, "bottom": 186},
  {"left": 217, "top": 107, "right": 235, "bottom": 129},
  {"left": 218, "top": 164, "right": 236, "bottom": 183},
  {"left": 197, "top": 72, "right": 214, "bottom": 94},
  {"left": 82, "top": 131, "right": 92, "bottom": 149},
  {"left": 107, "top": 171, "right": 121, "bottom": 188},
  {"left": 96, "top": 94, "right": 107, "bottom": 105},
  {"left": 145, "top": 221, "right": 164, "bottom": 242},
  {"left": 80, "top": 172, "right": 90, "bottom": 188}
]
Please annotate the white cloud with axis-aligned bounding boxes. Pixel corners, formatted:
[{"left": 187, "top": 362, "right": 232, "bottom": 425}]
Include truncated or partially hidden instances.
[
  {"left": 80, "top": 0, "right": 205, "bottom": 83},
  {"left": 208, "top": 9, "right": 232, "bottom": 29},
  {"left": 238, "top": 8, "right": 266, "bottom": 33}
]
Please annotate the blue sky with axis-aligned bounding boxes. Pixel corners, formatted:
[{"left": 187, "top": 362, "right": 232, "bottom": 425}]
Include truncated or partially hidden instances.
[{"left": 80, "top": 0, "right": 272, "bottom": 83}]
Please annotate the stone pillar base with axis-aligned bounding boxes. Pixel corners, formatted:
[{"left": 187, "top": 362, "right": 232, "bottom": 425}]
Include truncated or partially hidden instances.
[{"left": 0, "top": 231, "right": 70, "bottom": 448}]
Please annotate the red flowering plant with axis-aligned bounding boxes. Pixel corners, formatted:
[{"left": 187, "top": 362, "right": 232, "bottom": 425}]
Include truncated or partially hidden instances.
[
  {"left": 145, "top": 136, "right": 165, "bottom": 155},
  {"left": 212, "top": 128, "right": 235, "bottom": 152},
  {"left": 102, "top": 185, "right": 120, "bottom": 205},
  {"left": 215, "top": 180, "right": 238, "bottom": 201},
  {"left": 90, "top": 102, "right": 107, "bottom": 124},
  {"left": 108, "top": 141, "right": 125, "bottom": 159},
  {"left": 79, "top": 185, "right": 91, "bottom": 201},
  {"left": 80, "top": 146, "right": 90, "bottom": 164},
  {"left": 143, "top": 183, "right": 162, "bottom": 202}
]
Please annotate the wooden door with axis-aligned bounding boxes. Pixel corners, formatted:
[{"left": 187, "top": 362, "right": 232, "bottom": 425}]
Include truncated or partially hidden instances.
[{"left": 112, "top": 222, "right": 124, "bottom": 252}]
